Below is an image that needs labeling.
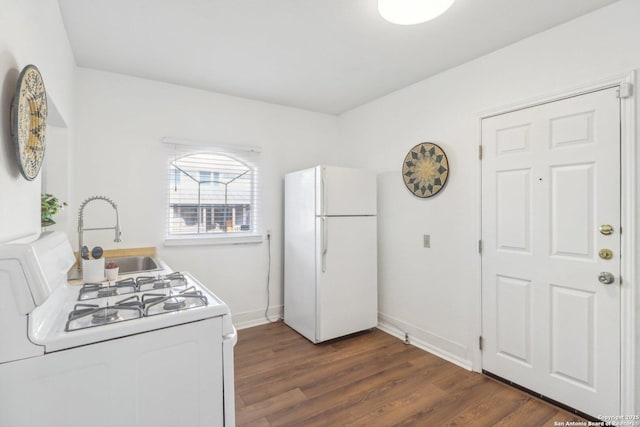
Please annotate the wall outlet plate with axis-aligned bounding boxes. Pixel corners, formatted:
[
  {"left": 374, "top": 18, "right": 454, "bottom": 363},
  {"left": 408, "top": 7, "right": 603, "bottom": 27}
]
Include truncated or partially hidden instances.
[{"left": 423, "top": 234, "right": 430, "bottom": 248}]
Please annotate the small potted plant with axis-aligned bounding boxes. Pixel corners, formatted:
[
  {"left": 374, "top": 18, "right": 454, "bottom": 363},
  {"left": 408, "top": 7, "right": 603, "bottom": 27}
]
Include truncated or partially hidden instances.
[
  {"left": 105, "top": 261, "right": 119, "bottom": 281},
  {"left": 41, "top": 193, "right": 67, "bottom": 228}
]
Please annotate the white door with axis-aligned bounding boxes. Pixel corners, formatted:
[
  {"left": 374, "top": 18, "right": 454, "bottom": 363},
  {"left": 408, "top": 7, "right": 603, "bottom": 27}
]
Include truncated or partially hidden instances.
[
  {"left": 481, "top": 88, "right": 620, "bottom": 416},
  {"left": 316, "top": 216, "right": 377, "bottom": 342}
]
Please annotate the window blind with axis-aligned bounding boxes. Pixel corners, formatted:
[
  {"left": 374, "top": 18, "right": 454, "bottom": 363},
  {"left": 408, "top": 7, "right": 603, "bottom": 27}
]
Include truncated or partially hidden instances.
[{"left": 164, "top": 140, "right": 262, "bottom": 238}]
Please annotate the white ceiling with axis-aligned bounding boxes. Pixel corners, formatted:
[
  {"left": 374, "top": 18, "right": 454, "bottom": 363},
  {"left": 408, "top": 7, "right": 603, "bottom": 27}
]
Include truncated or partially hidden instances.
[{"left": 58, "top": 0, "right": 620, "bottom": 115}]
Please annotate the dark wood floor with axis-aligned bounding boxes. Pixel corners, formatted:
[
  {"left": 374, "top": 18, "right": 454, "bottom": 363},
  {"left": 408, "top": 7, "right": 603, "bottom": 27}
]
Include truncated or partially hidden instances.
[{"left": 234, "top": 321, "right": 586, "bottom": 426}]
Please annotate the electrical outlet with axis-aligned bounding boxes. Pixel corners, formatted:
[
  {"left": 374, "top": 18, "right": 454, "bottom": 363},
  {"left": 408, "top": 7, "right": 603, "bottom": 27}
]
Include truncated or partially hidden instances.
[{"left": 423, "top": 234, "right": 430, "bottom": 248}]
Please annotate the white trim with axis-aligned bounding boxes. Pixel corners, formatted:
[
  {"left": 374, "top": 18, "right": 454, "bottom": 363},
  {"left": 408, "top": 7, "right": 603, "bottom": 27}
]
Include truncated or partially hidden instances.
[
  {"left": 619, "top": 71, "right": 637, "bottom": 416},
  {"left": 476, "top": 71, "right": 637, "bottom": 415},
  {"left": 477, "top": 71, "right": 635, "bottom": 119},
  {"left": 161, "top": 137, "right": 262, "bottom": 153},
  {"left": 471, "top": 114, "right": 484, "bottom": 373},
  {"left": 378, "top": 312, "right": 472, "bottom": 371},
  {"left": 164, "top": 234, "right": 265, "bottom": 247},
  {"left": 233, "top": 305, "right": 282, "bottom": 330}
]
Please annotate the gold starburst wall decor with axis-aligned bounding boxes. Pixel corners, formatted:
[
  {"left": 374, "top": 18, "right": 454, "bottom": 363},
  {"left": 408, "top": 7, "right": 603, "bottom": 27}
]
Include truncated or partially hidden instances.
[{"left": 402, "top": 142, "right": 449, "bottom": 198}]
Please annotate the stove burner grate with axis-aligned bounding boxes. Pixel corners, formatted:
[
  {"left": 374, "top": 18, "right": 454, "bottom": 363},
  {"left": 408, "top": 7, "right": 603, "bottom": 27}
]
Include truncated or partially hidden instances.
[
  {"left": 91, "top": 307, "right": 120, "bottom": 324},
  {"left": 66, "top": 273, "right": 209, "bottom": 332},
  {"left": 136, "top": 273, "right": 188, "bottom": 291},
  {"left": 97, "top": 287, "right": 118, "bottom": 298},
  {"left": 163, "top": 297, "right": 187, "bottom": 311},
  {"left": 142, "top": 286, "right": 208, "bottom": 316},
  {"left": 65, "top": 296, "right": 143, "bottom": 332},
  {"left": 78, "top": 278, "right": 137, "bottom": 301}
]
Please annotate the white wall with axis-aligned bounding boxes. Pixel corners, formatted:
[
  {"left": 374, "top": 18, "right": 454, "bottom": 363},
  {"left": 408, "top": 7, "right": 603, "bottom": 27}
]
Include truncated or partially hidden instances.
[
  {"left": 339, "top": 0, "right": 640, "bottom": 370},
  {"left": 41, "top": 125, "right": 73, "bottom": 233},
  {"left": 71, "top": 69, "right": 340, "bottom": 326},
  {"left": 0, "top": 0, "right": 75, "bottom": 242}
]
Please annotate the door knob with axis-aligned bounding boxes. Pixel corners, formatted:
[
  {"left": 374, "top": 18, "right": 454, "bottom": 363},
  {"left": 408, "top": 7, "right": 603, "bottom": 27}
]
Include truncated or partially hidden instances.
[{"left": 598, "top": 272, "right": 615, "bottom": 285}]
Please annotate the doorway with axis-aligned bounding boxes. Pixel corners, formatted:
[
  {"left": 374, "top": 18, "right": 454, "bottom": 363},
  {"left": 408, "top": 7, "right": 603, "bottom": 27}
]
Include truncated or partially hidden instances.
[{"left": 480, "top": 87, "right": 621, "bottom": 416}]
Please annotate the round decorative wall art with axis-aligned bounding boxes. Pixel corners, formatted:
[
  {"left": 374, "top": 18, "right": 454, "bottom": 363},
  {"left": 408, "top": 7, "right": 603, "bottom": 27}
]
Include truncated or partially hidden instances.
[
  {"left": 402, "top": 142, "right": 449, "bottom": 198},
  {"left": 11, "top": 64, "right": 48, "bottom": 181}
]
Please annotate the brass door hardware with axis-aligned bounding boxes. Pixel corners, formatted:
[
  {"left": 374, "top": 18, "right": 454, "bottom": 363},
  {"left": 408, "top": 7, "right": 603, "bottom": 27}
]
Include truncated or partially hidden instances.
[
  {"left": 599, "top": 224, "right": 614, "bottom": 235},
  {"left": 599, "top": 249, "right": 613, "bottom": 260}
]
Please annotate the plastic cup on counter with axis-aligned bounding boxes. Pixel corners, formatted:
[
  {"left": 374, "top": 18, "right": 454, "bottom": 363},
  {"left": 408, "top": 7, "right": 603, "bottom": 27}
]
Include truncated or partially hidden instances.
[{"left": 105, "top": 266, "right": 119, "bottom": 281}]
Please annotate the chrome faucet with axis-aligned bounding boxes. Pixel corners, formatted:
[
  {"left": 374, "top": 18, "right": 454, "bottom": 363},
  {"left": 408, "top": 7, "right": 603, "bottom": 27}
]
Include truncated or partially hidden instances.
[{"left": 77, "top": 195, "right": 122, "bottom": 269}]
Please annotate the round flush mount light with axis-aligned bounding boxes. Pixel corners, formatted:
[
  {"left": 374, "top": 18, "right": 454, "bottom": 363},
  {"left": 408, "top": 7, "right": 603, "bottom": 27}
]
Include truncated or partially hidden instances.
[{"left": 378, "top": 0, "right": 455, "bottom": 25}]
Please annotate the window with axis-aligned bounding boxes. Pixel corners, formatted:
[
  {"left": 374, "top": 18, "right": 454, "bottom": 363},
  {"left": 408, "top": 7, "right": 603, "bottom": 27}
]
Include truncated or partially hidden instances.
[
  {"left": 167, "top": 147, "right": 259, "bottom": 238},
  {"left": 171, "top": 166, "right": 181, "bottom": 186},
  {"left": 199, "top": 170, "right": 212, "bottom": 185}
]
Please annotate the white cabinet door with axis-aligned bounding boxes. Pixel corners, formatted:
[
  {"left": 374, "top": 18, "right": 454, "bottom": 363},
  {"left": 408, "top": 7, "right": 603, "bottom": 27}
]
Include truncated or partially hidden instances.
[
  {"left": 316, "top": 216, "right": 377, "bottom": 342},
  {"left": 481, "top": 88, "right": 620, "bottom": 416}
]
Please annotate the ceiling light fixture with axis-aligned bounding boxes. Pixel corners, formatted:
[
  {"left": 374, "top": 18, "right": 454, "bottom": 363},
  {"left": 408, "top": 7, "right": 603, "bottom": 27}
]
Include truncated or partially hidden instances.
[{"left": 378, "top": 0, "right": 455, "bottom": 25}]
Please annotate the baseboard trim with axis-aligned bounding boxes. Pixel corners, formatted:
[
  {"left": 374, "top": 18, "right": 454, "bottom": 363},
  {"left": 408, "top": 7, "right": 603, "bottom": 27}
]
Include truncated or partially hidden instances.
[
  {"left": 378, "top": 313, "right": 472, "bottom": 371},
  {"left": 235, "top": 308, "right": 473, "bottom": 371},
  {"left": 233, "top": 305, "right": 283, "bottom": 330}
]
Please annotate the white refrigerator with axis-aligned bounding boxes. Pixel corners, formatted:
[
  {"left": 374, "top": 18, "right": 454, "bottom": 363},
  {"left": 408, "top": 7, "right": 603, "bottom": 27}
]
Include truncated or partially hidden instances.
[{"left": 284, "top": 165, "right": 377, "bottom": 343}]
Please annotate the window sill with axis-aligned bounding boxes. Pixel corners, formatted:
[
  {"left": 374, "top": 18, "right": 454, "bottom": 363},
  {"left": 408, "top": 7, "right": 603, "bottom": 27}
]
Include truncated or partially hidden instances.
[{"left": 163, "top": 233, "right": 265, "bottom": 247}]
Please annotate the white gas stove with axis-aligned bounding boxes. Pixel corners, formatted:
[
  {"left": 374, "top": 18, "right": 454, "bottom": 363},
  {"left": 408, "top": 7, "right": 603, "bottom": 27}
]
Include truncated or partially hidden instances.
[{"left": 0, "top": 232, "right": 236, "bottom": 427}]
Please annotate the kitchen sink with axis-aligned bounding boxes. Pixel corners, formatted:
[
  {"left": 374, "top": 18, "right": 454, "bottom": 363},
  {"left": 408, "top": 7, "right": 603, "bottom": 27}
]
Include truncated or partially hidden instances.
[
  {"left": 106, "top": 255, "right": 161, "bottom": 274},
  {"left": 68, "top": 255, "right": 162, "bottom": 280}
]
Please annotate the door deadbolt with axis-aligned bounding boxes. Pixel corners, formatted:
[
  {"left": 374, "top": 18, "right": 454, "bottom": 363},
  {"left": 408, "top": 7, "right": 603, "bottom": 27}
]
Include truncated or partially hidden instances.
[
  {"left": 598, "top": 272, "right": 615, "bottom": 285},
  {"left": 599, "top": 249, "right": 613, "bottom": 260},
  {"left": 599, "top": 224, "right": 614, "bottom": 235}
]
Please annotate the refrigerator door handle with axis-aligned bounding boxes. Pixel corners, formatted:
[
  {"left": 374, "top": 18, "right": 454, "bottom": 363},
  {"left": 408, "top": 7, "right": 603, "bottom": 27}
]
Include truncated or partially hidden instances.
[
  {"left": 321, "top": 217, "right": 328, "bottom": 272},
  {"left": 321, "top": 172, "right": 327, "bottom": 216}
]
